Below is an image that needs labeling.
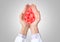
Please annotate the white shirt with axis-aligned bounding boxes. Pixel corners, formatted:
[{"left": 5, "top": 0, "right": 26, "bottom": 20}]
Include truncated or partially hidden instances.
[{"left": 15, "top": 33, "right": 42, "bottom": 42}]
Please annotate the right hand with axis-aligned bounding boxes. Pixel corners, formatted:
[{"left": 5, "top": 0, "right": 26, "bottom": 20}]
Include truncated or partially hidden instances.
[{"left": 19, "top": 4, "right": 30, "bottom": 28}]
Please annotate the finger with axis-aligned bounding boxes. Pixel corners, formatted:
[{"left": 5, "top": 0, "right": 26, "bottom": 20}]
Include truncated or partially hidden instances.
[
  {"left": 39, "top": 11, "right": 41, "bottom": 20},
  {"left": 31, "top": 4, "right": 41, "bottom": 21},
  {"left": 31, "top": 4, "right": 36, "bottom": 7},
  {"left": 32, "top": 4, "right": 39, "bottom": 12},
  {"left": 31, "top": 4, "right": 37, "bottom": 11},
  {"left": 23, "top": 4, "right": 30, "bottom": 14},
  {"left": 19, "top": 13, "right": 23, "bottom": 22},
  {"left": 31, "top": 4, "right": 40, "bottom": 13},
  {"left": 31, "top": 5, "right": 37, "bottom": 17},
  {"left": 31, "top": 4, "right": 37, "bottom": 16},
  {"left": 31, "top": 4, "right": 40, "bottom": 14}
]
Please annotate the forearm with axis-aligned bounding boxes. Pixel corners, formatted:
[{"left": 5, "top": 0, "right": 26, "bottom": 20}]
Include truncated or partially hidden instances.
[
  {"left": 20, "top": 26, "right": 28, "bottom": 35},
  {"left": 30, "top": 25, "right": 39, "bottom": 34},
  {"left": 30, "top": 25, "right": 42, "bottom": 42},
  {"left": 15, "top": 26, "right": 28, "bottom": 42}
]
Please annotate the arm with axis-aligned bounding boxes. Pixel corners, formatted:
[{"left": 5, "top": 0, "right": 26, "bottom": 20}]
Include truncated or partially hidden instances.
[
  {"left": 30, "top": 26, "right": 42, "bottom": 42},
  {"left": 15, "top": 26, "right": 29, "bottom": 42},
  {"left": 15, "top": 4, "right": 30, "bottom": 42},
  {"left": 30, "top": 4, "right": 42, "bottom": 42}
]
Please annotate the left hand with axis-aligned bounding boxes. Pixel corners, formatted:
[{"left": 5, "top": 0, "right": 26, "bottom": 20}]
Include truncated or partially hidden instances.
[{"left": 30, "top": 4, "right": 41, "bottom": 27}]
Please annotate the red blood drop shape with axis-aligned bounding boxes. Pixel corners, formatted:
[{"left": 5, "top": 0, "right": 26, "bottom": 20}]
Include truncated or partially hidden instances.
[{"left": 24, "top": 8, "right": 35, "bottom": 24}]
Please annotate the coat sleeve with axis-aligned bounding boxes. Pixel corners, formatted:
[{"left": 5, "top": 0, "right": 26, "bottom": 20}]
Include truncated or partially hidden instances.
[
  {"left": 15, "top": 34, "right": 26, "bottom": 42},
  {"left": 31, "top": 33, "right": 42, "bottom": 42}
]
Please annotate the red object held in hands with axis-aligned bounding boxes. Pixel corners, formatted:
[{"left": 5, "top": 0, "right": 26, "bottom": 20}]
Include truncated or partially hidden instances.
[{"left": 24, "top": 7, "right": 35, "bottom": 24}]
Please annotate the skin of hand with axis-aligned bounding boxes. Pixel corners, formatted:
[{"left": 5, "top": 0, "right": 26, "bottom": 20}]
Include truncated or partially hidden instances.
[
  {"left": 30, "top": 4, "right": 41, "bottom": 34},
  {"left": 19, "top": 4, "right": 30, "bottom": 35},
  {"left": 19, "top": 4, "right": 41, "bottom": 35}
]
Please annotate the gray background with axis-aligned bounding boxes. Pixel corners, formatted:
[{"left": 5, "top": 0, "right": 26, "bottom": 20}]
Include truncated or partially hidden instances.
[{"left": 0, "top": 0, "right": 60, "bottom": 42}]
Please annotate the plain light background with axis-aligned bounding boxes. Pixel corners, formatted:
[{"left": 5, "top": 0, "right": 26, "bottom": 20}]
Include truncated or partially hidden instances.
[{"left": 0, "top": 0, "right": 60, "bottom": 42}]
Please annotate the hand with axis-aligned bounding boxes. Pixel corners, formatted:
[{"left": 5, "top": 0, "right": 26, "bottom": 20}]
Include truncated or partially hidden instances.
[
  {"left": 19, "top": 4, "right": 30, "bottom": 35},
  {"left": 30, "top": 4, "right": 41, "bottom": 27},
  {"left": 19, "top": 4, "right": 30, "bottom": 28},
  {"left": 30, "top": 4, "right": 41, "bottom": 34}
]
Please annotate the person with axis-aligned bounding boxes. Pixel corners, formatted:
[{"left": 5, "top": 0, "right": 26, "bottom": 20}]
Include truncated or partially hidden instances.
[{"left": 15, "top": 4, "right": 42, "bottom": 42}]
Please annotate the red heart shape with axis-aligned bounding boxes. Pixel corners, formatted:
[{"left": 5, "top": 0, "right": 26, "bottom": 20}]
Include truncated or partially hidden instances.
[{"left": 24, "top": 8, "right": 35, "bottom": 24}]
